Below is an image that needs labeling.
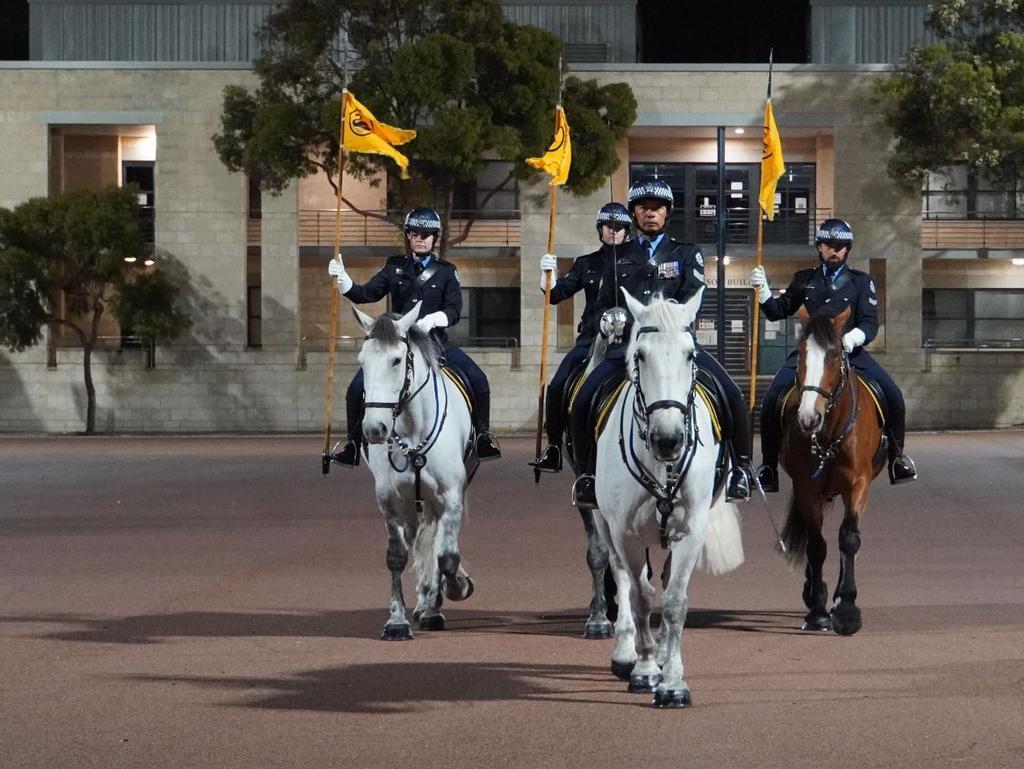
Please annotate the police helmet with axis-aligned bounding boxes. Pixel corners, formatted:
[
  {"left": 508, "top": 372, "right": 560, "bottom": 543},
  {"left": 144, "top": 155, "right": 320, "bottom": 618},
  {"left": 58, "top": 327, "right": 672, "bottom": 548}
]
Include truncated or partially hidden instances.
[
  {"left": 404, "top": 208, "right": 442, "bottom": 236},
  {"left": 815, "top": 218, "right": 853, "bottom": 248},
  {"left": 596, "top": 202, "right": 632, "bottom": 232},
  {"left": 627, "top": 176, "right": 674, "bottom": 214}
]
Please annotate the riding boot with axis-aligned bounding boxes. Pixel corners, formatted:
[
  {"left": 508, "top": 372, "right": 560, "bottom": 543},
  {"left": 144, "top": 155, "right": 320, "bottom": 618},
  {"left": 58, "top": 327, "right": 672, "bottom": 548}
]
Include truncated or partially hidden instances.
[
  {"left": 725, "top": 413, "right": 753, "bottom": 501},
  {"left": 530, "top": 443, "right": 563, "bottom": 473},
  {"left": 473, "top": 390, "right": 501, "bottom": 461},
  {"left": 886, "top": 428, "right": 917, "bottom": 484},
  {"left": 758, "top": 398, "right": 781, "bottom": 493},
  {"left": 332, "top": 396, "right": 364, "bottom": 468},
  {"left": 571, "top": 445, "right": 598, "bottom": 510}
]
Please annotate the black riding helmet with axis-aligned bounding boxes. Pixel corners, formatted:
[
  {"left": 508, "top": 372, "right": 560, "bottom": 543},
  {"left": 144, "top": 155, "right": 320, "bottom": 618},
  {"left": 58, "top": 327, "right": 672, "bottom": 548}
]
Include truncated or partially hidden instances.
[{"left": 595, "top": 202, "right": 632, "bottom": 235}]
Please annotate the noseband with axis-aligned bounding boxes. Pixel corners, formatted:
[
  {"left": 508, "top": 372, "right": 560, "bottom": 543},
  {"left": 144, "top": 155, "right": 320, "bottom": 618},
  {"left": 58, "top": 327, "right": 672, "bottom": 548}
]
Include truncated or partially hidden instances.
[
  {"left": 798, "top": 346, "right": 850, "bottom": 417},
  {"left": 631, "top": 325, "right": 695, "bottom": 433}
]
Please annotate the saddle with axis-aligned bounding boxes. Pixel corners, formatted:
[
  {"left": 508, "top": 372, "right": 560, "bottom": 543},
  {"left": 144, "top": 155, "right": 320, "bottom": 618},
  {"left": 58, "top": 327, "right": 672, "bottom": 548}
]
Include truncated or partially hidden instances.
[{"left": 440, "top": 361, "right": 477, "bottom": 416}]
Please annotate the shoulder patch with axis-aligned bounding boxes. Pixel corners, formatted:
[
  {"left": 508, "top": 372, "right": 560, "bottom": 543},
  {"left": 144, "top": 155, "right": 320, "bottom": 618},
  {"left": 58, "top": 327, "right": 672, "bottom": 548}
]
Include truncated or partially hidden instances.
[
  {"left": 454, "top": 270, "right": 461, "bottom": 283},
  {"left": 693, "top": 268, "right": 705, "bottom": 283},
  {"left": 695, "top": 251, "right": 704, "bottom": 267},
  {"left": 869, "top": 297, "right": 878, "bottom": 305},
  {"left": 869, "top": 279, "right": 876, "bottom": 294}
]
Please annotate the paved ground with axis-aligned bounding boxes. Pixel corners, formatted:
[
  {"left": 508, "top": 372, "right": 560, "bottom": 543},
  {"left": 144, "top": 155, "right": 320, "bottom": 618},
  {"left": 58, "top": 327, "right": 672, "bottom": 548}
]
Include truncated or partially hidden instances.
[{"left": 1, "top": 432, "right": 1023, "bottom": 769}]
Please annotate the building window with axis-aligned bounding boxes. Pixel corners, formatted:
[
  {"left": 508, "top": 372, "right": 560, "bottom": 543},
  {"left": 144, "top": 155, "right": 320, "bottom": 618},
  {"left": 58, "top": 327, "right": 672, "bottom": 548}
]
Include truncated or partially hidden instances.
[
  {"left": 445, "top": 287, "right": 520, "bottom": 347},
  {"left": 122, "top": 161, "right": 155, "bottom": 244},
  {"left": 629, "top": 162, "right": 816, "bottom": 246},
  {"left": 452, "top": 161, "right": 519, "bottom": 220},
  {"left": 923, "top": 166, "right": 1023, "bottom": 220},
  {"left": 923, "top": 288, "right": 1024, "bottom": 344},
  {"left": 247, "top": 283, "right": 262, "bottom": 348}
]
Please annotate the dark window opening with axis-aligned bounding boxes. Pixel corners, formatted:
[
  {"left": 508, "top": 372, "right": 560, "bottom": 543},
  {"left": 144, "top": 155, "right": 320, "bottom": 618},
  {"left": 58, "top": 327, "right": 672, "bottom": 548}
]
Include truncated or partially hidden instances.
[
  {"left": 445, "top": 287, "right": 520, "bottom": 348},
  {"left": 923, "top": 288, "right": 1024, "bottom": 344},
  {"left": 123, "top": 161, "right": 155, "bottom": 244}
]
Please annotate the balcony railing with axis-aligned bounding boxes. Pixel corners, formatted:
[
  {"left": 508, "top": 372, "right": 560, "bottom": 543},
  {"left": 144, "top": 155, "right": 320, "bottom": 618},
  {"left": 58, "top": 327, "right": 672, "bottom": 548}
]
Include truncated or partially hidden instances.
[
  {"left": 297, "top": 209, "right": 521, "bottom": 249},
  {"left": 921, "top": 214, "right": 1024, "bottom": 249},
  {"left": 923, "top": 338, "right": 1024, "bottom": 350}
]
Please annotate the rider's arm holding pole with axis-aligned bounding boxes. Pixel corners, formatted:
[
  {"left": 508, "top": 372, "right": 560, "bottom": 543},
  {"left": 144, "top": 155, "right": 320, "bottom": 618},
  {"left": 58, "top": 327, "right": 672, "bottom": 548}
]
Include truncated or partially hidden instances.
[
  {"left": 753, "top": 270, "right": 805, "bottom": 321},
  {"left": 334, "top": 261, "right": 392, "bottom": 305}
]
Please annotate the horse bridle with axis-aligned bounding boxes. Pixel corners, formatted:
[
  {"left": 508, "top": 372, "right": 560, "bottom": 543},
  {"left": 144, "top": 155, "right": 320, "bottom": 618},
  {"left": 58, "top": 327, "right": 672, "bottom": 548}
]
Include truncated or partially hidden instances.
[
  {"left": 363, "top": 344, "right": 425, "bottom": 419},
  {"left": 799, "top": 346, "right": 860, "bottom": 478},
  {"left": 622, "top": 324, "right": 702, "bottom": 548}
]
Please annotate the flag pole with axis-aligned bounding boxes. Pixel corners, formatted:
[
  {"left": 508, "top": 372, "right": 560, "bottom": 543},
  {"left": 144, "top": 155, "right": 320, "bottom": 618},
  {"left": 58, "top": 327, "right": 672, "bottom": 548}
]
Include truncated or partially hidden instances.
[
  {"left": 533, "top": 59, "right": 563, "bottom": 482},
  {"left": 322, "top": 87, "right": 348, "bottom": 475},
  {"left": 749, "top": 50, "right": 774, "bottom": 423}
]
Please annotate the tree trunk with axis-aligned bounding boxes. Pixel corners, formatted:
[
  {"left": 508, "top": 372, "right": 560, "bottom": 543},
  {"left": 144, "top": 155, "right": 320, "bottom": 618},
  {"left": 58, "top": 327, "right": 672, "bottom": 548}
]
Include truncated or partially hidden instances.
[{"left": 83, "top": 343, "right": 96, "bottom": 434}]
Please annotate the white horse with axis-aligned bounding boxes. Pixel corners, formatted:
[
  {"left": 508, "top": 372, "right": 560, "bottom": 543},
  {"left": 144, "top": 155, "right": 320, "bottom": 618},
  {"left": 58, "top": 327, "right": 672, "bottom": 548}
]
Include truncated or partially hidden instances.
[
  {"left": 593, "top": 288, "right": 745, "bottom": 707},
  {"left": 353, "top": 301, "right": 476, "bottom": 640}
]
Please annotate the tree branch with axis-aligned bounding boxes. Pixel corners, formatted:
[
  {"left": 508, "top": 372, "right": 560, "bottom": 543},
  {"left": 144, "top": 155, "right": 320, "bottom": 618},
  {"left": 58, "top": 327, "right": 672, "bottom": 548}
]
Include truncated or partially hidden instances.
[{"left": 446, "top": 169, "right": 516, "bottom": 247}]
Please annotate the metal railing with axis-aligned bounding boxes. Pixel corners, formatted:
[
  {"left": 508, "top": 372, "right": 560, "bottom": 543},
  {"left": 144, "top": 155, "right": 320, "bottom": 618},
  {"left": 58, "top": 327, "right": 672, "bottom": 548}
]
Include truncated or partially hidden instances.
[
  {"left": 921, "top": 214, "right": 1024, "bottom": 249},
  {"left": 297, "top": 209, "right": 521, "bottom": 249},
  {"left": 49, "top": 335, "right": 156, "bottom": 368},
  {"left": 923, "top": 338, "right": 1024, "bottom": 351}
]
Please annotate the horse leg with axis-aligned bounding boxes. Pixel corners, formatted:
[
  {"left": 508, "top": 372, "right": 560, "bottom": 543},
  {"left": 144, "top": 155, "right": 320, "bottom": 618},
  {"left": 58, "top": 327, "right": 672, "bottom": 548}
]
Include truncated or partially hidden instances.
[
  {"left": 801, "top": 501, "right": 831, "bottom": 632},
  {"left": 832, "top": 481, "right": 867, "bottom": 635},
  {"left": 652, "top": 535, "right": 702, "bottom": 708},
  {"left": 411, "top": 514, "right": 446, "bottom": 631},
  {"left": 579, "top": 508, "right": 613, "bottom": 639},
  {"left": 598, "top": 518, "right": 638, "bottom": 681},
  {"left": 381, "top": 522, "right": 414, "bottom": 641},
  {"left": 654, "top": 551, "right": 673, "bottom": 668},
  {"left": 437, "top": 488, "right": 473, "bottom": 604},
  {"left": 618, "top": 538, "right": 660, "bottom": 693}
]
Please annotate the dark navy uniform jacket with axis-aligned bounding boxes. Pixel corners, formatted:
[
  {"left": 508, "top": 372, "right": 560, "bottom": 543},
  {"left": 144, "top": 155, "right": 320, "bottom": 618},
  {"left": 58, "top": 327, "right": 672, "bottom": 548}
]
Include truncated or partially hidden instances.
[
  {"left": 344, "top": 253, "right": 461, "bottom": 346},
  {"left": 591, "top": 235, "right": 705, "bottom": 358},
  {"left": 547, "top": 244, "right": 618, "bottom": 345},
  {"left": 760, "top": 265, "right": 880, "bottom": 369}
]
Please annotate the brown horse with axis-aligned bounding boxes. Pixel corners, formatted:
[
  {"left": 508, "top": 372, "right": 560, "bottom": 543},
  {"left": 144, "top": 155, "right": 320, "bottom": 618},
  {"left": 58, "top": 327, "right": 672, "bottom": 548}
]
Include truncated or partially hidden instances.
[{"left": 777, "top": 306, "right": 886, "bottom": 635}]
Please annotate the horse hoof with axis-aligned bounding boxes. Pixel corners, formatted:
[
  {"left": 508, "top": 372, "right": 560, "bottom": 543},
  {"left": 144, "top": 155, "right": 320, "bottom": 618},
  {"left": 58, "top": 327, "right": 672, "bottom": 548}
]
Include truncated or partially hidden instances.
[
  {"left": 831, "top": 605, "right": 862, "bottom": 636},
  {"left": 418, "top": 614, "right": 446, "bottom": 631},
  {"left": 652, "top": 688, "right": 692, "bottom": 708},
  {"left": 584, "top": 622, "right": 613, "bottom": 640},
  {"left": 628, "top": 673, "right": 662, "bottom": 693},
  {"left": 801, "top": 611, "right": 833, "bottom": 632},
  {"left": 443, "top": 575, "right": 474, "bottom": 602},
  {"left": 610, "top": 659, "right": 635, "bottom": 680},
  {"left": 380, "top": 623, "right": 413, "bottom": 641}
]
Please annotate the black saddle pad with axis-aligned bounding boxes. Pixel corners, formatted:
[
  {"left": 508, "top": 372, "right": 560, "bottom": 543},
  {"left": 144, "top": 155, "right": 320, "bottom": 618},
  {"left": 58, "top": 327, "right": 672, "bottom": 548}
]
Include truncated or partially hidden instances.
[{"left": 695, "top": 366, "right": 733, "bottom": 441}]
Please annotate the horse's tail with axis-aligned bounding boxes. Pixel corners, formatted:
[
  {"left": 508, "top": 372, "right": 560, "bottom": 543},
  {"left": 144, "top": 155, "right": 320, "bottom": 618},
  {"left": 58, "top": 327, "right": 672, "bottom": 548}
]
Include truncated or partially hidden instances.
[
  {"left": 412, "top": 516, "right": 439, "bottom": 588},
  {"left": 777, "top": 495, "right": 808, "bottom": 567},
  {"left": 700, "top": 499, "right": 744, "bottom": 575}
]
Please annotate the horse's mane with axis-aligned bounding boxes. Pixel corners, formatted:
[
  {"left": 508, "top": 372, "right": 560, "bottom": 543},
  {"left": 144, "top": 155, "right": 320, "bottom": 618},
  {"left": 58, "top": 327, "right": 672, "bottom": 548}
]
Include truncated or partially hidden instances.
[
  {"left": 800, "top": 311, "right": 841, "bottom": 352},
  {"left": 366, "top": 313, "right": 440, "bottom": 370}
]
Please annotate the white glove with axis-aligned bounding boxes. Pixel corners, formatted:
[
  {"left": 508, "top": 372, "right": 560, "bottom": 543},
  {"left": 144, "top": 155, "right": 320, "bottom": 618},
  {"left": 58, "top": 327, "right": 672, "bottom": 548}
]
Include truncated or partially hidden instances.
[
  {"left": 842, "top": 328, "right": 866, "bottom": 353},
  {"left": 416, "top": 311, "right": 449, "bottom": 333},
  {"left": 328, "top": 256, "right": 353, "bottom": 294},
  {"left": 540, "top": 253, "right": 557, "bottom": 291},
  {"left": 750, "top": 266, "right": 771, "bottom": 304}
]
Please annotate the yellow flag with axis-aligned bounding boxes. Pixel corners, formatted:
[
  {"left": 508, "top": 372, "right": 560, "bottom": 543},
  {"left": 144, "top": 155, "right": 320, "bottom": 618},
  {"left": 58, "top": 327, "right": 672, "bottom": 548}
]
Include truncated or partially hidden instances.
[
  {"left": 759, "top": 99, "right": 785, "bottom": 220},
  {"left": 342, "top": 90, "right": 417, "bottom": 179},
  {"left": 526, "top": 105, "right": 571, "bottom": 186}
]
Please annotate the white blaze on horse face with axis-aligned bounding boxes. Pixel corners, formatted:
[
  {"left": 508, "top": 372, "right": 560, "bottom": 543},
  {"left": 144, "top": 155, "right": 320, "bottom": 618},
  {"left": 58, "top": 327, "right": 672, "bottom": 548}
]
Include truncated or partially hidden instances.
[
  {"left": 798, "top": 334, "right": 827, "bottom": 432},
  {"left": 641, "top": 328, "right": 694, "bottom": 462}
]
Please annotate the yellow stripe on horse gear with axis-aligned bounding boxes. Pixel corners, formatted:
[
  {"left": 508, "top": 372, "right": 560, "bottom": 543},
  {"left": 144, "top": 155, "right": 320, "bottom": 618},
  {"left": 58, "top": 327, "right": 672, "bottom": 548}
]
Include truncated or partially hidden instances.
[
  {"left": 695, "top": 382, "right": 722, "bottom": 444},
  {"left": 857, "top": 375, "right": 886, "bottom": 427},
  {"left": 442, "top": 367, "right": 473, "bottom": 413},
  {"left": 594, "top": 379, "right": 630, "bottom": 440},
  {"left": 567, "top": 369, "right": 588, "bottom": 413}
]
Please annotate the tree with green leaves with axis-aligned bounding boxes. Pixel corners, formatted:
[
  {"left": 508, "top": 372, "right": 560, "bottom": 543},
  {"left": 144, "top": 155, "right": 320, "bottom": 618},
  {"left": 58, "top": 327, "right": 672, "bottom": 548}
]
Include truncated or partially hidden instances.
[
  {"left": 0, "top": 186, "right": 191, "bottom": 434},
  {"left": 213, "top": 0, "right": 637, "bottom": 254},
  {"left": 874, "top": 0, "right": 1024, "bottom": 191}
]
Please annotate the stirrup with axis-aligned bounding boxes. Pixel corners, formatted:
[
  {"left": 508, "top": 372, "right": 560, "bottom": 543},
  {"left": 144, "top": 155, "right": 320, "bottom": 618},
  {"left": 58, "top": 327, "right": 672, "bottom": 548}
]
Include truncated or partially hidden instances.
[
  {"left": 476, "top": 431, "right": 501, "bottom": 461},
  {"left": 756, "top": 464, "right": 780, "bottom": 493},
  {"left": 726, "top": 465, "right": 751, "bottom": 502},
  {"left": 330, "top": 439, "right": 360, "bottom": 468},
  {"left": 571, "top": 475, "right": 598, "bottom": 511},
  {"left": 529, "top": 444, "right": 562, "bottom": 473},
  {"left": 888, "top": 454, "right": 917, "bottom": 484}
]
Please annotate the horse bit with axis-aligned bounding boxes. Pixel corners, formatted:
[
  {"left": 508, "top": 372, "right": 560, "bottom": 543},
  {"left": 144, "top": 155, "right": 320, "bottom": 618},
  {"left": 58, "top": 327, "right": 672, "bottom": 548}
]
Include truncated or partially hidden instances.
[
  {"left": 799, "top": 348, "right": 859, "bottom": 479},
  {"left": 619, "top": 324, "right": 701, "bottom": 548}
]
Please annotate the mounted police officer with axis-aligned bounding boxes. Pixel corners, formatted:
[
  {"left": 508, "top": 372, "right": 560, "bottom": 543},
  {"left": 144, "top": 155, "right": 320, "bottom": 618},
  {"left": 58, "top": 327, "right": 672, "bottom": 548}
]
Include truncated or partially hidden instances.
[
  {"left": 326, "top": 207, "right": 501, "bottom": 465},
  {"left": 751, "top": 217, "right": 917, "bottom": 491},
  {"left": 531, "top": 202, "right": 632, "bottom": 473},
  {"left": 567, "top": 176, "right": 755, "bottom": 509}
]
